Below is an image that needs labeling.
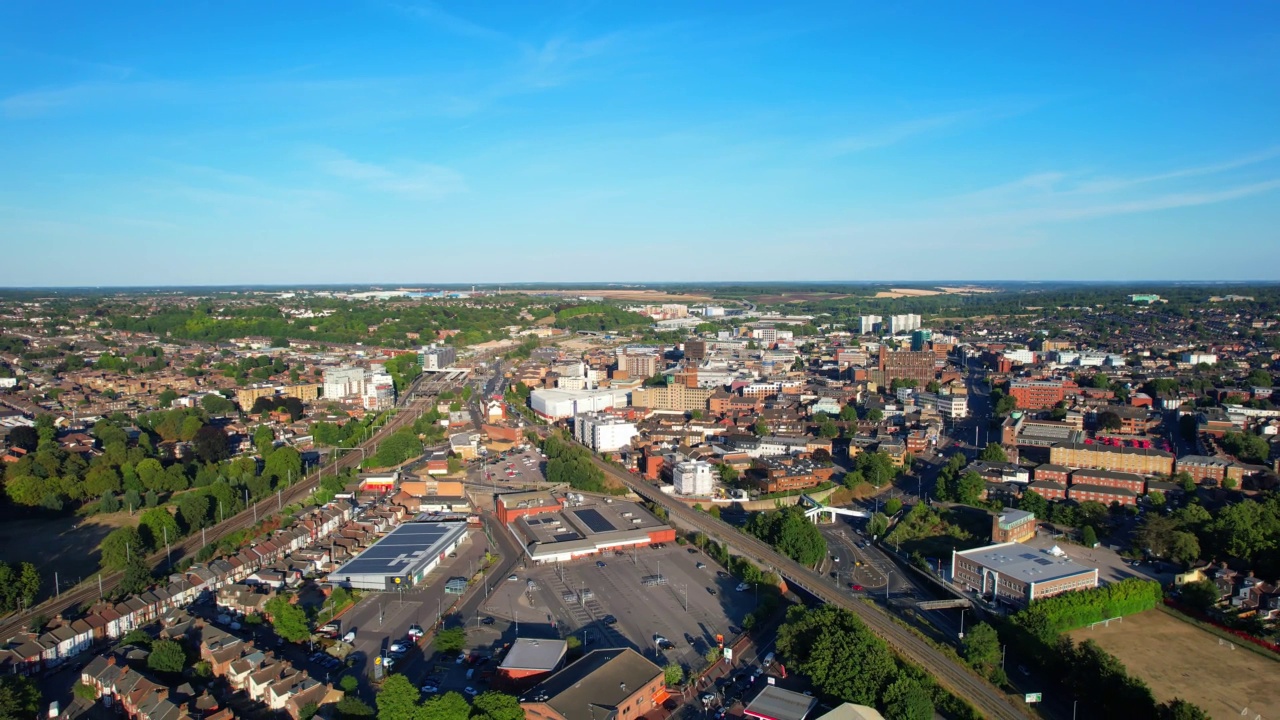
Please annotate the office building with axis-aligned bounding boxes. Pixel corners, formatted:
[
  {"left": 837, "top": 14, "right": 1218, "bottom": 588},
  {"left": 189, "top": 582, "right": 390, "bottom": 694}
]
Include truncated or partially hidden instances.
[
  {"left": 672, "top": 460, "right": 715, "bottom": 496},
  {"left": 1010, "top": 381, "right": 1067, "bottom": 410},
  {"left": 951, "top": 542, "right": 1098, "bottom": 607},
  {"left": 910, "top": 329, "right": 933, "bottom": 351},
  {"left": 684, "top": 339, "right": 708, "bottom": 361},
  {"left": 616, "top": 347, "right": 661, "bottom": 378},
  {"left": 937, "top": 394, "right": 968, "bottom": 419},
  {"left": 573, "top": 412, "right": 638, "bottom": 453}
]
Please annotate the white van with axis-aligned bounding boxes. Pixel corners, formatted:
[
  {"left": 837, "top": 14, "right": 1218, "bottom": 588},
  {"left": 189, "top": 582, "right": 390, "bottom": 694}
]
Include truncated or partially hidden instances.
[
  {"left": 342, "top": 631, "right": 356, "bottom": 644},
  {"left": 762, "top": 652, "right": 775, "bottom": 667}
]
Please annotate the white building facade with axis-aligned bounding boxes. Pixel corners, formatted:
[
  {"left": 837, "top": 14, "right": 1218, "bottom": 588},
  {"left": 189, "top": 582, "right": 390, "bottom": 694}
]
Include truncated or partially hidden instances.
[{"left": 673, "top": 461, "right": 715, "bottom": 496}]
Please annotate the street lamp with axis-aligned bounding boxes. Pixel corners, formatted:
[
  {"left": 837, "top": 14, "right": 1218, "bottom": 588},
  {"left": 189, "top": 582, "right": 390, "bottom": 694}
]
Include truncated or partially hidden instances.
[{"left": 959, "top": 608, "right": 966, "bottom": 639}]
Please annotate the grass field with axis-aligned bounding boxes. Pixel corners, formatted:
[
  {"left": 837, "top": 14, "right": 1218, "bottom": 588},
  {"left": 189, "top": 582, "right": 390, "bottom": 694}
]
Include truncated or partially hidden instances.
[{"left": 1070, "top": 609, "right": 1280, "bottom": 719}]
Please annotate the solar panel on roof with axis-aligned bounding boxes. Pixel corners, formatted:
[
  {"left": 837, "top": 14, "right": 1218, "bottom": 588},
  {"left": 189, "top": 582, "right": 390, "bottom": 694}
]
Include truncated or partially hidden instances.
[
  {"left": 1020, "top": 553, "right": 1038, "bottom": 560},
  {"left": 574, "top": 508, "right": 616, "bottom": 533},
  {"left": 1034, "top": 558, "right": 1053, "bottom": 565}
]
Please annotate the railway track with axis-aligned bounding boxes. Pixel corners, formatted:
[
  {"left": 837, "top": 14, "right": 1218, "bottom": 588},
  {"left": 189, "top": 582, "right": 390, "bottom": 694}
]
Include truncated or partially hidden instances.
[
  {"left": 592, "top": 457, "right": 1033, "bottom": 720},
  {"left": 0, "top": 377, "right": 462, "bottom": 641}
]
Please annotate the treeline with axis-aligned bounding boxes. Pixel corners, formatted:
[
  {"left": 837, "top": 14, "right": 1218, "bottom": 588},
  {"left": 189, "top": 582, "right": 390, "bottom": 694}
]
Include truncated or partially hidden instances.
[
  {"left": 777, "top": 605, "right": 977, "bottom": 720},
  {"left": 744, "top": 505, "right": 826, "bottom": 566},
  {"left": 552, "top": 304, "right": 652, "bottom": 332},
  {"left": 1010, "top": 577, "right": 1162, "bottom": 644},
  {"left": 3, "top": 411, "right": 244, "bottom": 513},
  {"left": 106, "top": 296, "right": 543, "bottom": 349},
  {"left": 541, "top": 432, "right": 617, "bottom": 494},
  {"left": 0, "top": 561, "right": 41, "bottom": 614},
  {"left": 383, "top": 353, "right": 421, "bottom": 393}
]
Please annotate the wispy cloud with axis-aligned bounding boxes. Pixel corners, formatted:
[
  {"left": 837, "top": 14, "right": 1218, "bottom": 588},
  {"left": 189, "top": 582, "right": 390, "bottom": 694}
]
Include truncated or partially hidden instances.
[
  {"left": 388, "top": 1, "right": 505, "bottom": 41},
  {"left": 830, "top": 110, "right": 982, "bottom": 155},
  {"left": 1, "top": 80, "right": 183, "bottom": 119},
  {"left": 310, "top": 149, "right": 466, "bottom": 198},
  {"left": 1071, "top": 146, "right": 1280, "bottom": 194}
]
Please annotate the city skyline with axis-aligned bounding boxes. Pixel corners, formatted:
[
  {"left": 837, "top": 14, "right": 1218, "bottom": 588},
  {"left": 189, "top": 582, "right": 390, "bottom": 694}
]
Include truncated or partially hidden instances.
[{"left": 3, "top": 2, "right": 1279, "bottom": 285}]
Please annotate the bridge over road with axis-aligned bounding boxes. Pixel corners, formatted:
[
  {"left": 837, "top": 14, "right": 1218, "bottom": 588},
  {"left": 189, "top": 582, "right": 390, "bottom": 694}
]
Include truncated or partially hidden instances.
[{"left": 591, "top": 457, "right": 1033, "bottom": 720}]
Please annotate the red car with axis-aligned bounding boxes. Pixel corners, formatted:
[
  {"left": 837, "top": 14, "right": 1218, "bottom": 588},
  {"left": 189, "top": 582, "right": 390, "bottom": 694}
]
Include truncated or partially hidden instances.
[{"left": 849, "top": 583, "right": 864, "bottom": 592}]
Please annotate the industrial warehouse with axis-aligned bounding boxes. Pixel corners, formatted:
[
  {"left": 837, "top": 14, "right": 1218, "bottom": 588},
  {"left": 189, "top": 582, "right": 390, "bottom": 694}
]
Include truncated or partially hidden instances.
[
  {"left": 497, "top": 490, "right": 676, "bottom": 564},
  {"left": 330, "top": 521, "right": 470, "bottom": 590}
]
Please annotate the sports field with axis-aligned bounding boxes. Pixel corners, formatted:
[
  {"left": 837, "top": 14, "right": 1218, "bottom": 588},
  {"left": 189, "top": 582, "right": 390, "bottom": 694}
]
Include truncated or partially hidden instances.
[{"left": 1069, "top": 609, "right": 1280, "bottom": 719}]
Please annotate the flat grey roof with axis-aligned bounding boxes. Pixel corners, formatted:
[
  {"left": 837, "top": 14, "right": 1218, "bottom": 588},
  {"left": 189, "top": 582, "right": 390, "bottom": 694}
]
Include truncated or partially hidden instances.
[
  {"left": 955, "top": 542, "right": 1096, "bottom": 585},
  {"left": 745, "top": 685, "right": 819, "bottom": 720},
  {"left": 332, "top": 522, "right": 467, "bottom": 579},
  {"left": 499, "top": 638, "right": 567, "bottom": 672}
]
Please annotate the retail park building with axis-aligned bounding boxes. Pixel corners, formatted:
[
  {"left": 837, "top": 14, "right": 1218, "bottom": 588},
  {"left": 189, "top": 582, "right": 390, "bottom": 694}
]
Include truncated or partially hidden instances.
[{"left": 496, "top": 490, "right": 676, "bottom": 564}]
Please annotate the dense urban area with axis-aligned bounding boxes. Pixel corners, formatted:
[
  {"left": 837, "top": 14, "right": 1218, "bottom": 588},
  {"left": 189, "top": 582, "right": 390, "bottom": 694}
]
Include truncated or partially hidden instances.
[{"left": 3, "top": 282, "right": 1280, "bottom": 720}]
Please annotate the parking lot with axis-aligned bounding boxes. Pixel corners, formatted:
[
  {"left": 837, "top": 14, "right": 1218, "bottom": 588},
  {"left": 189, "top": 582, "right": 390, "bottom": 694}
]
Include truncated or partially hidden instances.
[
  {"left": 468, "top": 447, "right": 554, "bottom": 494},
  {"left": 480, "top": 542, "right": 756, "bottom": 672}
]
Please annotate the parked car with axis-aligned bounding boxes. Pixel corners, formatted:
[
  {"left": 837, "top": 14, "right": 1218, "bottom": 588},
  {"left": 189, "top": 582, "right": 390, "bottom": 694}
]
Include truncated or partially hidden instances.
[
  {"left": 481, "top": 616, "right": 495, "bottom": 625},
  {"left": 707, "top": 587, "right": 718, "bottom": 595},
  {"left": 464, "top": 687, "right": 478, "bottom": 697},
  {"left": 421, "top": 685, "right": 439, "bottom": 694},
  {"left": 696, "top": 562, "right": 707, "bottom": 569}
]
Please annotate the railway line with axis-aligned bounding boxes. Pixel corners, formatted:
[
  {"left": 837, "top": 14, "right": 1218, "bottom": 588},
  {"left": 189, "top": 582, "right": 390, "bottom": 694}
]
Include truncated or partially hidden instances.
[
  {"left": 591, "top": 457, "right": 1033, "bottom": 720},
  {"left": 0, "top": 375, "right": 463, "bottom": 641}
]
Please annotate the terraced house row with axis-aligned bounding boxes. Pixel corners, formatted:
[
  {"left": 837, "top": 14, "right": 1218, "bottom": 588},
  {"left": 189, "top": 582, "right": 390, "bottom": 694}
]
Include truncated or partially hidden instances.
[{"left": 0, "top": 499, "right": 390, "bottom": 675}]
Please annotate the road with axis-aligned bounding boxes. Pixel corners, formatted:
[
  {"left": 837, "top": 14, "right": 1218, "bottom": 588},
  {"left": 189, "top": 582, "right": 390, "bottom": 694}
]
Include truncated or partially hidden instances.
[
  {"left": 0, "top": 374, "right": 466, "bottom": 641},
  {"left": 589, "top": 458, "right": 1034, "bottom": 720}
]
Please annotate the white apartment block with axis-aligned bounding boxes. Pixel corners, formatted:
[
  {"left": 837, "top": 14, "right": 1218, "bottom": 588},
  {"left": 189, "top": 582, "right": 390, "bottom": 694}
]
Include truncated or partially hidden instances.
[
  {"left": 322, "top": 367, "right": 366, "bottom": 399},
  {"left": 858, "top": 315, "right": 882, "bottom": 335},
  {"left": 573, "top": 412, "right": 638, "bottom": 452},
  {"left": 886, "top": 314, "right": 922, "bottom": 334},
  {"left": 673, "top": 460, "right": 715, "bottom": 496}
]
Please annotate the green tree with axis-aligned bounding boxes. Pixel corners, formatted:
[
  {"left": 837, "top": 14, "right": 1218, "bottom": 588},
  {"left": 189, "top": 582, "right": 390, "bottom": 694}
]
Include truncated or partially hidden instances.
[
  {"left": 961, "top": 622, "right": 1001, "bottom": 677},
  {"left": 265, "top": 446, "right": 302, "bottom": 486},
  {"left": 420, "top": 692, "right": 470, "bottom": 720},
  {"left": 1081, "top": 525, "right": 1098, "bottom": 547},
  {"left": 0, "top": 675, "right": 42, "bottom": 720},
  {"left": 147, "top": 639, "right": 187, "bottom": 674},
  {"left": 200, "top": 393, "right": 234, "bottom": 415},
  {"left": 138, "top": 508, "right": 182, "bottom": 550},
  {"left": 16, "top": 563, "right": 40, "bottom": 610},
  {"left": 120, "top": 629, "right": 152, "bottom": 647},
  {"left": 73, "top": 682, "right": 97, "bottom": 703},
  {"left": 120, "top": 554, "right": 154, "bottom": 595},
  {"left": 254, "top": 425, "right": 275, "bottom": 456},
  {"left": 337, "top": 697, "right": 376, "bottom": 720},
  {"left": 340, "top": 675, "right": 360, "bottom": 693},
  {"left": 265, "top": 594, "right": 310, "bottom": 643},
  {"left": 1178, "top": 580, "right": 1220, "bottom": 612},
  {"left": 881, "top": 677, "right": 933, "bottom": 720},
  {"left": 744, "top": 506, "right": 826, "bottom": 566},
  {"left": 158, "top": 389, "right": 178, "bottom": 408},
  {"left": 376, "top": 675, "right": 421, "bottom": 720},
  {"left": 1148, "top": 490, "right": 1166, "bottom": 508},
  {"left": 776, "top": 605, "right": 896, "bottom": 706},
  {"left": 1018, "top": 489, "right": 1049, "bottom": 519},
  {"left": 978, "top": 443, "right": 1007, "bottom": 462},
  {"left": 1169, "top": 531, "right": 1201, "bottom": 566},
  {"left": 883, "top": 498, "right": 902, "bottom": 516},
  {"left": 865, "top": 408, "right": 884, "bottom": 423},
  {"left": 101, "top": 526, "right": 146, "bottom": 571},
  {"left": 470, "top": 692, "right": 526, "bottom": 720},
  {"left": 177, "top": 492, "right": 211, "bottom": 531},
  {"left": 435, "top": 627, "right": 466, "bottom": 654},
  {"left": 754, "top": 419, "right": 769, "bottom": 436},
  {"left": 867, "top": 513, "right": 889, "bottom": 538},
  {"left": 955, "top": 471, "right": 985, "bottom": 505},
  {"left": 994, "top": 394, "right": 1017, "bottom": 415},
  {"left": 664, "top": 663, "right": 684, "bottom": 686}
]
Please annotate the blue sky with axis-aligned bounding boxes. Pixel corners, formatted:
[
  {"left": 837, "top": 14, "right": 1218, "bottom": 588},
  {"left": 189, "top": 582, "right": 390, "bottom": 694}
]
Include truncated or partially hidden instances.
[{"left": 2, "top": 2, "right": 1278, "bottom": 286}]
